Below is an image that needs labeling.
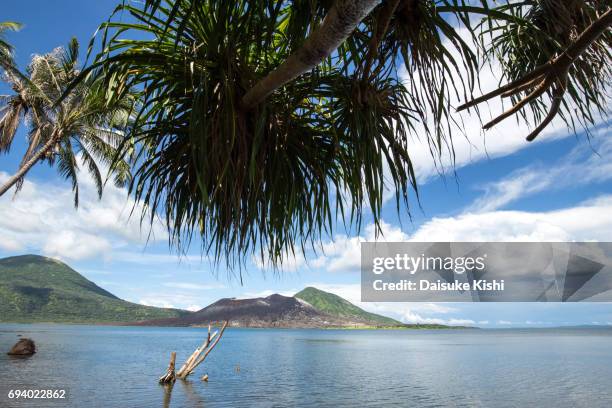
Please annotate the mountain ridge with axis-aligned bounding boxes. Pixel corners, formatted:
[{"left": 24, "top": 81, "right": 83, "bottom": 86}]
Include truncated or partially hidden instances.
[
  {"left": 136, "top": 292, "right": 401, "bottom": 328},
  {"left": 295, "top": 287, "right": 400, "bottom": 325},
  {"left": 0, "top": 254, "right": 459, "bottom": 329},
  {"left": 0, "top": 254, "right": 187, "bottom": 323}
]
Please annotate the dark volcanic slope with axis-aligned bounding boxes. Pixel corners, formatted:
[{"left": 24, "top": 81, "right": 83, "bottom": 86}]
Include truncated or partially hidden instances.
[{"left": 139, "top": 294, "right": 371, "bottom": 328}]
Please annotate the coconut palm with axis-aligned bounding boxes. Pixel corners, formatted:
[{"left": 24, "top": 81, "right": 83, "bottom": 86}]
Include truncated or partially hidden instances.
[
  {"left": 0, "top": 38, "right": 131, "bottom": 205},
  {"left": 81, "top": 0, "right": 610, "bottom": 271},
  {"left": 0, "top": 21, "right": 21, "bottom": 66}
]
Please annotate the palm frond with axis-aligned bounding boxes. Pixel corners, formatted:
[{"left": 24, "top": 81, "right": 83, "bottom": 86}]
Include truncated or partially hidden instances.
[
  {"left": 56, "top": 142, "right": 80, "bottom": 207},
  {"left": 81, "top": 0, "right": 463, "bottom": 274},
  {"left": 79, "top": 0, "right": 611, "bottom": 273},
  {"left": 0, "top": 96, "right": 25, "bottom": 152},
  {"left": 0, "top": 21, "right": 21, "bottom": 64}
]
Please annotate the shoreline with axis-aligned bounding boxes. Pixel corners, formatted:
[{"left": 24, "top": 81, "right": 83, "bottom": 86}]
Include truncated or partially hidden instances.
[
  {"left": 0, "top": 321, "right": 474, "bottom": 330},
  {"left": 2, "top": 322, "right": 611, "bottom": 331}
]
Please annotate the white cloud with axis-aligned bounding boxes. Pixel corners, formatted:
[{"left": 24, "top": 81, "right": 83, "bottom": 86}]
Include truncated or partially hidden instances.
[
  {"left": 0, "top": 236, "right": 22, "bottom": 252},
  {"left": 0, "top": 163, "right": 167, "bottom": 261},
  {"left": 249, "top": 214, "right": 413, "bottom": 272},
  {"left": 411, "top": 195, "right": 612, "bottom": 242},
  {"left": 469, "top": 132, "right": 612, "bottom": 212},
  {"left": 139, "top": 299, "right": 178, "bottom": 309},
  {"left": 447, "top": 319, "right": 476, "bottom": 326},
  {"left": 43, "top": 230, "right": 112, "bottom": 260},
  {"left": 525, "top": 320, "right": 549, "bottom": 325},
  {"left": 309, "top": 193, "right": 612, "bottom": 276},
  {"left": 304, "top": 282, "right": 473, "bottom": 326},
  {"left": 113, "top": 251, "right": 207, "bottom": 266},
  {"left": 252, "top": 221, "right": 410, "bottom": 273},
  {"left": 253, "top": 250, "right": 305, "bottom": 272},
  {"left": 137, "top": 290, "right": 212, "bottom": 311},
  {"left": 163, "top": 282, "right": 225, "bottom": 290},
  {"left": 312, "top": 221, "right": 410, "bottom": 273},
  {"left": 397, "top": 28, "right": 609, "bottom": 184},
  {"left": 239, "top": 289, "right": 298, "bottom": 299},
  {"left": 469, "top": 169, "right": 555, "bottom": 213}
]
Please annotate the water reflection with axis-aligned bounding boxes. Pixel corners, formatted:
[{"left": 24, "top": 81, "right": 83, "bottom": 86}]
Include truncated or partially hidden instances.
[
  {"left": 161, "top": 380, "right": 207, "bottom": 408},
  {"left": 180, "top": 380, "right": 206, "bottom": 408},
  {"left": 0, "top": 325, "right": 611, "bottom": 408},
  {"left": 161, "top": 383, "right": 174, "bottom": 408}
]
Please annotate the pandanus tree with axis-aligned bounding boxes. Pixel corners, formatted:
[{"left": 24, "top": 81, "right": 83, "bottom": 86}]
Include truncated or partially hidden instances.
[
  {"left": 0, "top": 38, "right": 131, "bottom": 204},
  {"left": 80, "top": 0, "right": 609, "bottom": 273},
  {"left": 459, "top": 0, "right": 612, "bottom": 140}
]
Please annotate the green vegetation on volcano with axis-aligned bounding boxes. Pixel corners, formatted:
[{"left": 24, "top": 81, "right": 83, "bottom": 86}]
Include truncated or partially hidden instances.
[
  {"left": 295, "top": 287, "right": 401, "bottom": 326},
  {"left": 0, "top": 255, "right": 187, "bottom": 323}
]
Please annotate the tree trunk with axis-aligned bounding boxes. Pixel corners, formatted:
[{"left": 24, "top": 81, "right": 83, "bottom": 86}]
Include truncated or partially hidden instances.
[
  {"left": 241, "top": 0, "right": 381, "bottom": 109},
  {"left": 159, "top": 351, "right": 177, "bottom": 384},
  {"left": 0, "top": 132, "right": 58, "bottom": 197}
]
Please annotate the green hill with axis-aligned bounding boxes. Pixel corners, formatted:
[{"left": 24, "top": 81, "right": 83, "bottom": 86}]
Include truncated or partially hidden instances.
[
  {"left": 295, "top": 287, "right": 401, "bottom": 326},
  {"left": 0, "top": 255, "right": 188, "bottom": 323}
]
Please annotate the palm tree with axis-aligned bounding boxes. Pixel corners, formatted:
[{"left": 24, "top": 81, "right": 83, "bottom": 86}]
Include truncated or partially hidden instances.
[
  {"left": 0, "top": 21, "right": 21, "bottom": 66},
  {"left": 0, "top": 38, "right": 131, "bottom": 205},
  {"left": 81, "top": 0, "right": 610, "bottom": 271}
]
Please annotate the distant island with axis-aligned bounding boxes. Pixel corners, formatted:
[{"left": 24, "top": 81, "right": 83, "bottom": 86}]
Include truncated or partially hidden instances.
[
  {"left": 137, "top": 289, "right": 403, "bottom": 328},
  {"left": 0, "top": 255, "right": 464, "bottom": 329}
]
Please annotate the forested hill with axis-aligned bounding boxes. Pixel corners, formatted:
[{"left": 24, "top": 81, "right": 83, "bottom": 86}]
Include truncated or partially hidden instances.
[
  {"left": 0, "top": 255, "right": 187, "bottom": 323},
  {"left": 295, "top": 287, "right": 401, "bottom": 326}
]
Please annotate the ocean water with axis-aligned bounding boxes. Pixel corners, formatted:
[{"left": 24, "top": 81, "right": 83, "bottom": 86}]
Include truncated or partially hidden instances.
[{"left": 0, "top": 325, "right": 611, "bottom": 407}]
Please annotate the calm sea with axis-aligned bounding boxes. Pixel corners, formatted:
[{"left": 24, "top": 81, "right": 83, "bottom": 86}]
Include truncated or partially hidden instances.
[{"left": 0, "top": 324, "right": 611, "bottom": 407}]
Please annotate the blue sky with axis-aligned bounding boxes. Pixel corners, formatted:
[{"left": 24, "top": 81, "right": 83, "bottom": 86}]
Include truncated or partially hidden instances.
[{"left": 1, "top": 1, "right": 611, "bottom": 327}]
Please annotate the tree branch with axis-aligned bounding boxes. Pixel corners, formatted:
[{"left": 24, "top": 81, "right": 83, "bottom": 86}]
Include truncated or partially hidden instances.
[
  {"left": 175, "top": 321, "right": 229, "bottom": 379},
  {"left": 457, "top": 7, "right": 612, "bottom": 141},
  {"left": 361, "top": 0, "right": 401, "bottom": 79},
  {"left": 241, "top": 0, "right": 382, "bottom": 109}
]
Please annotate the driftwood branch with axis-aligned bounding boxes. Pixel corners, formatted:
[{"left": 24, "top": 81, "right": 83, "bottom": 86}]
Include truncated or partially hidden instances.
[
  {"left": 187, "top": 322, "right": 227, "bottom": 374},
  {"left": 175, "top": 321, "right": 229, "bottom": 380},
  {"left": 457, "top": 8, "right": 612, "bottom": 142},
  {"left": 159, "top": 351, "right": 177, "bottom": 384}
]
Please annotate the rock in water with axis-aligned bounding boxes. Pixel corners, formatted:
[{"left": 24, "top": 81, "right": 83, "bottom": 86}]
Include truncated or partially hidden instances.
[{"left": 7, "top": 338, "right": 36, "bottom": 356}]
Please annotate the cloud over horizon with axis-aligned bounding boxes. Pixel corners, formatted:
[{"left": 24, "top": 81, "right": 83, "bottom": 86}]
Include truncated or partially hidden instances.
[{"left": 0, "top": 167, "right": 167, "bottom": 261}]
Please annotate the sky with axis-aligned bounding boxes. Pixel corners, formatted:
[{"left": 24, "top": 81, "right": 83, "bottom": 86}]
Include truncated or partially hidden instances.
[{"left": 1, "top": 1, "right": 611, "bottom": 328}]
